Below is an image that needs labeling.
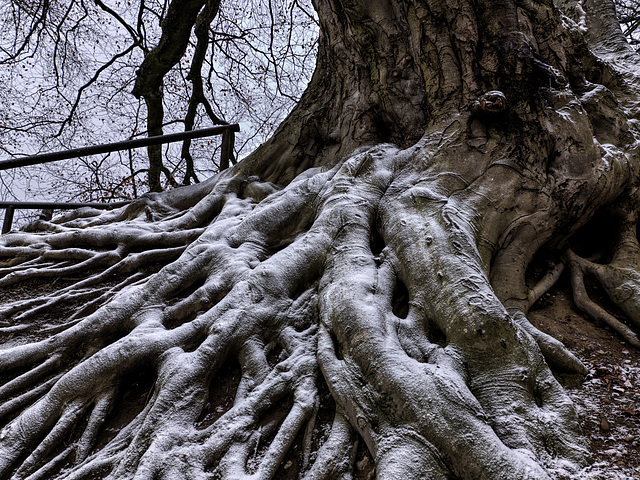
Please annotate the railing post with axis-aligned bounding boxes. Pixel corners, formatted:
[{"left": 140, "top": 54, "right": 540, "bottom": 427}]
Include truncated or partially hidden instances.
[
  {"left": 2, "top": 205, "right": 15, "bottom": 234},
  {"left": 220, "top": 129, "right": 235, "bottom": 170},
  {"left": 0, "top": 124, "right": 240, "bottom": 171}
]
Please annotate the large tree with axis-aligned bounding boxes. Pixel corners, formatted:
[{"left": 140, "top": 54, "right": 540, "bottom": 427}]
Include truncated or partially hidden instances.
[{"left": 1, "top": 0, "right": 639, "bottom": 478}]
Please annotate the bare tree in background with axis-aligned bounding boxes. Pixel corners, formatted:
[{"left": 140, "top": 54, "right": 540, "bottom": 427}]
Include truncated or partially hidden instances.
[
  {"left": 0, "top": 0, "right": 317, "bottom": 197},
  {"left": 615, "top": 0, "right": 640, "bottom": 46}
]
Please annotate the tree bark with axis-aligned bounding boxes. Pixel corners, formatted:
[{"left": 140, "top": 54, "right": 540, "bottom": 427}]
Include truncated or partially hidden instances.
[{"left": 1, "top": 0, "right": 640, "bottom": 478}]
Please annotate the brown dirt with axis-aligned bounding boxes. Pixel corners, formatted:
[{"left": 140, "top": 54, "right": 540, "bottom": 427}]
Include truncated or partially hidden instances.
[{"left": 529, "top": 282, "right": 640, "bottom": 479}]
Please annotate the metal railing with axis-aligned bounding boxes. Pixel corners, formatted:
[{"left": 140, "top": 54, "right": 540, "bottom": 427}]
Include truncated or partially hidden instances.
[{"left": 0, "top": 124, "right": 239, "bottom": 234}]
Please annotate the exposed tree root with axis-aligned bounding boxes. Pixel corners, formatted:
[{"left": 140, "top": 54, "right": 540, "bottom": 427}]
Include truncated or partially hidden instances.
[
  {"left": 566, "top": 250, "right": 640, "bottom": 346},
  {"left": 527, "top": 261, "right": 566, "bottom": 310},
  {"left": 3, "top": 3, "right": 640, "bottom": 472},
  {"left": 0, "top": 138, "right": 625, "bottom": 479}
]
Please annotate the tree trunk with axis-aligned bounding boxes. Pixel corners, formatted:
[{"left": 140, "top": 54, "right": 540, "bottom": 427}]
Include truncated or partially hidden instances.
[
  {"left": 1, "top": 0, "right": 640, "bottom": 478},
  {"left": 132, "top": 0, "right": 210, "bottom": 192}
]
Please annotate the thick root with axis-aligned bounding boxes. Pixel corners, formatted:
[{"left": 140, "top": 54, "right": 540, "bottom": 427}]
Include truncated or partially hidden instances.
[
  {"left": 0, "top": 141, "right": 634, "bottom": 479},
  {"left": 566, "top": 249, "right": 640, "bottom": 347}
]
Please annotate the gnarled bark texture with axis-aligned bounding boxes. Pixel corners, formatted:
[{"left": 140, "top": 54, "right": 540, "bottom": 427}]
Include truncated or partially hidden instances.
[{"left": 1, "top": 0, "right": 640, "bottom": 478}]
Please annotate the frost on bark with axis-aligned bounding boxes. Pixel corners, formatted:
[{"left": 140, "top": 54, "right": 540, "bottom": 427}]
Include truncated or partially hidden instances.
[{"left": 1, "top": 0, "right": 640, "bottom": 478}]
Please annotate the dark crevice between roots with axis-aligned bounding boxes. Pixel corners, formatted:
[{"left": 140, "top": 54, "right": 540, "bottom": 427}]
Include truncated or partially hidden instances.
[
  {"left": 329, "top": 330, "right": 344, "bottom": 361},
  {"left": 533, "top": 386, "right": 544, "bottom": 408},
  {"left": 428, "top": 322, "right": 448, "bottom": 348},
  {"left": 353, "top": 437, "right": 376, "bottom": 480},
  {"left": 289, "top": 277, "right": 320, "bottom": 305},
  {"left": 525, "top": 247, "right": 565, "bottom": 302},
  {"left": 95, "top": 367, "right": 157, "bottom": 450},
  {"left": 246, "top": 396, "right": 294, "bottom": 475},
  {"left": 264, "top": 204, "right": 317, "bottom": 260},
  {"left": 163, "top": 310, "right": 198, "bottom": 332},
  {"left": 196, "top": 356, "right": 242, "bottom": 430},
  {"left": 164, "top": 275, "right": 208, "bottom": 308},
  {"left": 267, "top": 342, "right": 285, "bottom": 368},
  {"left": 271, "top": 378, "right": 338, "bottom": 479},
  {"left": 309, "top": 379, "right": 337, "bottom": 461},
  {"left": 201, "top": 205, "right": 224, "bottom": 228},
  {"left": 391, "top": 278, "right": 410, "bottom": 319},
  {"left": 181, "top": 329, "right": 210, "bottom": 353},
  {"left": 164, "top": 286, "right": 232, "bottom": 331},
  {"left": 265, "top": 238, "right": 294, "bottom": 259},
  {"left": 370, "top": 228, "right": 386, "bottom": 261},
  {"left": 163, "top": 278, "right": 212, "bottom": 331}
]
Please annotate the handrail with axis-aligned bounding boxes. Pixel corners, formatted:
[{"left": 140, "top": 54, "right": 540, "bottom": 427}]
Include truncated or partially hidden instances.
[
  {"left": 1, "top": 125, "right": 239, "bottom": 234},
  {"left": 0, "top": 124, "right": 240, "bottom": 170},
  {"left": 0, "top": 201, "right": 131, "bottom": 209}
]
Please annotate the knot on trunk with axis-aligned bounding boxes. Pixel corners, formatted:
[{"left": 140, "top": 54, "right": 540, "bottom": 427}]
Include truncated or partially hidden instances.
[{"left": 471, "top": 91, "right": 507, "bottom": 115}]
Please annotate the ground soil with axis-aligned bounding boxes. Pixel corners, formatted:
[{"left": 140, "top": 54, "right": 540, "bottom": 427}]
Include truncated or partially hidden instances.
[{"left": 529, "top": 281, "right": 640, "bottom": 479}]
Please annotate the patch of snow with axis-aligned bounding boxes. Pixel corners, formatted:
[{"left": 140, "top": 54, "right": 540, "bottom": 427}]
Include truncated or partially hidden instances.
[{"left": 562, "top": 358, "right": 640, "bottom": 479}]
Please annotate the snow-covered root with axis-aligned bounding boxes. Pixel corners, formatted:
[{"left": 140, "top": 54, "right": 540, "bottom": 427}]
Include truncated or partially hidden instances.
[
  {"left": 0, "top": 313, "right": 209, "bottom": 478},
  {"left": 0, "top": 150, "right": 374, "bottom": 478},
  {"left": 69, "top": 288, "right": 322, "bottom": 479},
  {"left": 0, "top": 138, "right": 628, "bottom": 478},
  {"left": 0, "top": 238, "right": 219, "bottom": 374},
  {"left": 198, "top": 331, "right": 319, "bottom": 480},
  {"left": 347, "top": 154, "right": 589, "bottom": 477},
  {"left": 301, "top": 412, "right": 357, "bottom": 480},
  {"left": 0, "top": 271, "right": 149, "bottom": 333},
  {"left": 0, "top": 164, "right": 326, "bottom": 353},
  {"left": 85, "top": 149, "right": 395, "bottom": 479},
  {"left": 0, "top": 245, "right": 128, "bottom": 287},
  {"left": 0, "top": 164, "right": 326, "bottom": 334},
  {"left": 0, "top": 173, "right": 246, "bottom": 314}
]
